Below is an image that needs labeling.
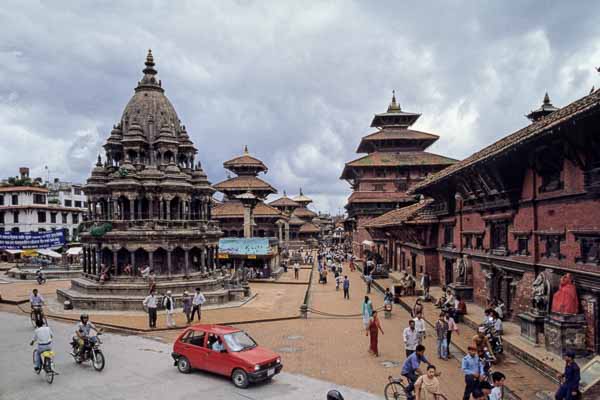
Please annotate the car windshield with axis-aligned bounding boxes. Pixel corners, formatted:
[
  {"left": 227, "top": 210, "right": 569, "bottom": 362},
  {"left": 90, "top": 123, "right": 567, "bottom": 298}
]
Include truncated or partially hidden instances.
[{"left": 223, "top": 331, "right": 257, "bottom": 352}]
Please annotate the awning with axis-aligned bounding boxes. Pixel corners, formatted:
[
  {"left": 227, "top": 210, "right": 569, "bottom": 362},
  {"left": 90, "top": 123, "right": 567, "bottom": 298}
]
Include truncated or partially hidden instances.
[
  {"left": 3, "top": 249, "right": 22, "bottom": 255},
  {"left": 66, "top": 247, "right": 83, "bottom": 255},
  {"left": 361, "top": 240, "right": 375, "bottom": 247},
  {"left": 37, "top": 249, "right": 62, "bottom": 258}
]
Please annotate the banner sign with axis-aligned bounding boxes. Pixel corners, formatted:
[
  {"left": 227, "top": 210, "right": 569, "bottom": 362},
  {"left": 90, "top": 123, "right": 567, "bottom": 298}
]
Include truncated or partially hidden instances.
[
  {"left": 218, "top": 238, "right": 271, "bottom": 256},
  {"left": 0, "top": 230, "right": 65, "bottom": 250}
]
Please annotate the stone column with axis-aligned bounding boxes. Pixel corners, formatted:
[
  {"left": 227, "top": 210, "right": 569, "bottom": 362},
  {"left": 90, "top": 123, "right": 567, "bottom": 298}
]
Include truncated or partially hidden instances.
[
  {"left": 112, "top": 199, "right": 118, "bottom": 219},
  {"left": 148, "top": 197, "right": 154, "bottom": 220},
  {"left": 200, "top": 247, "right": 207, "bottom": 272},
  {"left": 184, "top": 249, "right": 190, "bottom": 276},
  {"left": 166, "top": 200, "right": 171, "bottom": 220},
  {"left": 82, "top": 247, "right": 88, "bottom": 274},
  {"left": 149, "top": 251, "right": 154, "bottom": 273},
  {"left": 130, "top": 250, "right": 136, "bottom": 272},
  {"left": 112, "top": 251, "right": 117, "bottom": 271},
  {"left": 285, "top": 222, "right": 290, "bottom": 242},
  {"left": 243, "top": 204, "right": 252, "bottom": 238},
  {"left": 129, "top": 198, "right": 135, "bottom": 220},
  {"left": 278, "top": 224, "right": 283, "bottom": 241},
  {"left": 167, "top": 250, "right": 172, "bottom": 276}
]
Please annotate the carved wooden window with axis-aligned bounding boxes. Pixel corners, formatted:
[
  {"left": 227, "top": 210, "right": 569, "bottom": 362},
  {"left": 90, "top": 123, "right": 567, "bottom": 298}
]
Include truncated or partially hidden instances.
[
  {"left": 372, "top": 184, "right": 385, "bottom": 191},
  {"left": 443, "top": 225, "right": 454, "bottom": 247},
  {"left": 463, "top": 234, "right": 473, "bottom": 249},
  {"left": 475, "top": 234, "right": 484, "bottom": 250},
  {"left": 536, "top": 143, "right": 563, "bottom": 193},
  {"left": 491, "top": 222, "right": 508, "bottom": 251},
  {"left": 576, "top": 235, "right": 600, "bottom": 264},
  {"left": 396, "top": 181, "right": 408, "bottom": 191},
  {"left": 542, "top": 235, "right": 563, "bottom": 259},
  {"left": 517, "top": 236, "right": 529, "bottom": 255}
]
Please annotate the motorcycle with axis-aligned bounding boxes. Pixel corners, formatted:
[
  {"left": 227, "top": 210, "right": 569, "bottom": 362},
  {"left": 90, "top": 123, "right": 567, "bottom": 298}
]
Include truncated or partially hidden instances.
[
  {"left": 71, "top": 333, "right": 106, "bottom": 371},
  {"left": 479, "top": 348, "right": 496, "bottom": 383},
  {"left": 483, "top": 324, "right": 504, "bottom": 355},
  {"left": 36, "top": 271, "right": 47, "bottom": 285},
  {"left": 34, "top": 348, "right": 56, "bottom": 384}
]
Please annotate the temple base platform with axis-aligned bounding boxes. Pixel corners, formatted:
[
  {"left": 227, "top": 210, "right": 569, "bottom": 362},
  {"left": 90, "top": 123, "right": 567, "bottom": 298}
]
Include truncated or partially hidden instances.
[{"left": 544, "top": 313, "right": 588, "bottom": 357}]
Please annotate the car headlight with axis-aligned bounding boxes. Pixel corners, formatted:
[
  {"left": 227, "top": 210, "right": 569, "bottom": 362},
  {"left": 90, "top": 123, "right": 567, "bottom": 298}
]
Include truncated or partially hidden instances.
[
  {"left": 254, "top": 365, "right": 261, "bottom": 371},
  {"left": 276, "top": 358, "right": 281, "bottom": 364}
]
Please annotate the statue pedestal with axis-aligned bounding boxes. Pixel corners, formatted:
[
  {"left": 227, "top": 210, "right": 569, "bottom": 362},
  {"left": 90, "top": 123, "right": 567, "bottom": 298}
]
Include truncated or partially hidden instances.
[
  {"left": 448, "top": 283, "right": 473, "bottom": 302},
  {"left": 544, "top": 313, "right": 587, "bottom": 356},
  {"left": 518, "top": 311, "right": 546, "bottom": 344}
]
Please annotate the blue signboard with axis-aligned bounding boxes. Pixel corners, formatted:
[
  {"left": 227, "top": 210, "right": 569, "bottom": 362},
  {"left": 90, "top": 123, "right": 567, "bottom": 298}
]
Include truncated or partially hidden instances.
[
  {"left": 218, "top": 238, "right": 271, "bottom": 256},
  {"left": 0, "top": 230, "right": 65, "bottom": 250}
]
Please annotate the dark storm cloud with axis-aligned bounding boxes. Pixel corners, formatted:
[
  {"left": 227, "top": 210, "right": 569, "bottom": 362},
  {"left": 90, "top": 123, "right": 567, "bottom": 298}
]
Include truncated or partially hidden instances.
[{"left": 1, "top": 1, "right": 599, "bottom": 213}]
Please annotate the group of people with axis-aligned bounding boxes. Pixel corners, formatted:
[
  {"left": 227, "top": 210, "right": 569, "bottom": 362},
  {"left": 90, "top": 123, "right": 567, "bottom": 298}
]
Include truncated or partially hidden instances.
[{"left": 142, "top": 287, "right": 206, "bottom": 329}]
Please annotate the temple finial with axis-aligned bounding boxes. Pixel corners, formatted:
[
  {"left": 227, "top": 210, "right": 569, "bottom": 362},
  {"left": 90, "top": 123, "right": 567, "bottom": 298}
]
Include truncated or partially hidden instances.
[
  {"left": 283, "top": 190, "right": 287, "bottom": 196},
  {"left": 543, "top": 92, "right": 550, "bottom": 105},
  {"left": 142, "top": 49, "right": 157, "bottom": 77},
  {"left": 388, "top": 90, "right": 401, "bottom": 112},
  {"left": 243, "top": 145, "right": 249, "bottom": 154},
  {"left": 299, "top": 187, "right": 303, "bottom": 195},
  {"left": 96, "top": 154, "right": 102, "bottom": 166}
]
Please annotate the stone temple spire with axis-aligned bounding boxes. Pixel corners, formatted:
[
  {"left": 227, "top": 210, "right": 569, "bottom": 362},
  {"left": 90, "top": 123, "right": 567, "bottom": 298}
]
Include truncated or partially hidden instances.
[
  {"left": 387, "top": 90, "right": 401, "bottom": 112},
  {"left": 137, "top": 49, "right": 162, "bottom": 91}
]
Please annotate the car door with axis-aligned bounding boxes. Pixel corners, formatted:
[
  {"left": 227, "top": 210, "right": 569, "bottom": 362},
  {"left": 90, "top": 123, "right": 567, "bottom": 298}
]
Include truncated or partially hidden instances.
[
  {"left": 180, "top": 330, "right": 209, "bottom": 370},
  {"left": 203, "top": 335, "right": 237, "bottom": 376}
]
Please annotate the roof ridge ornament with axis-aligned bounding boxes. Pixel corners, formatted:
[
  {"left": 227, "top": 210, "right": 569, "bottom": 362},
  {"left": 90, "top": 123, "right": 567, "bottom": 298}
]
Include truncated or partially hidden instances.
[
  {"left": 387, "top": 90, "right": 401, "bottom": 112},
  {"left": 243, "top": 145, "right": 249, "bottom": 155}
]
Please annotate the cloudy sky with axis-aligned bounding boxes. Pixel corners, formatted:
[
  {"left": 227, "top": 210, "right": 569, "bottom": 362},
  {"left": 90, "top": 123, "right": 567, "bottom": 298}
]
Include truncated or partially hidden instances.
[{"left": 1, "top": 1, "right": 599, "bottom": 214}]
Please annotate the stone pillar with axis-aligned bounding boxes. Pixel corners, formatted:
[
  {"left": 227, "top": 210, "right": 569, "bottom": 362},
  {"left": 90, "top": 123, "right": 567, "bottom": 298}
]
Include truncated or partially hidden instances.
[
  {"left": 184, "top": 249, "right": 190, "bottom": 276},
  {"left": 167, "top": 250, "right": 172, "bottom": 276},
  {"left": 285, "top": 222, "right": 290, "bottom": 242},
  {"left": 82, "top": 247, "right": 88, "bottom": 274},
  {"left": 201, "top": 247, "right": 207, "bottom": 272},
  {"left": 130, "top": 250, "right": 136, "bottom": 272},
  {"left": 278, "top": 224, "right": 283, "bottom": 241},
  {"left": 166, "top": 200, "right": 171, "bottom": 220},
  {"left": 112, "top": 251, "right": 117, "bottom": 270},
  {"left": 243, "top": 204, "right": 253, "bottom": 238},
  {"left": 129, "top": 198, "right": 135, "bottom": 220},
  {"left": 149, "top": 251, "right": 154, "bottom": 273},
  {"left": 112, "top": 199, "right": 118, "bottom": 219},
  {"left": 148, "top": 197, "right": 154, "bottom": 220}
]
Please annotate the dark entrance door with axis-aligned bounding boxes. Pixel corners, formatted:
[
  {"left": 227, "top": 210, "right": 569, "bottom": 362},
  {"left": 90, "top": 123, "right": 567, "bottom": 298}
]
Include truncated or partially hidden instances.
[
  {"left": 411, "top": 253, "right": 417, "bottom": 277},
  {"left": 444, "top": 258, "right": 453, "bottom": 286}
]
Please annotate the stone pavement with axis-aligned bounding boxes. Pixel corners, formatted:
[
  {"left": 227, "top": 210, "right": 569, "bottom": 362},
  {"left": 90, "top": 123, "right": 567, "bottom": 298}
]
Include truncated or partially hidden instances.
[
  {"left": 0, "top": 279, "right": 71, "bottom": 303},
  {"left": 397, "top": 287, "right": 557, "bottom": 399}
]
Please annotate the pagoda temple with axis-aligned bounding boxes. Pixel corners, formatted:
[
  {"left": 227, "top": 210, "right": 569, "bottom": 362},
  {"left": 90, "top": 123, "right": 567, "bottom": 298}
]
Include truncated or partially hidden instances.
[
  {"left": 57, "top": 50, "right": 247, "bottom": 310},
  {"left": 212, "top": 147, "right": 282, "bottom": 238},
  {"left": 269, "top": 189, "right": 320, "bottom": 245},
  {"left": 340, "top": 92, "right": 457, "bottom": 259}
]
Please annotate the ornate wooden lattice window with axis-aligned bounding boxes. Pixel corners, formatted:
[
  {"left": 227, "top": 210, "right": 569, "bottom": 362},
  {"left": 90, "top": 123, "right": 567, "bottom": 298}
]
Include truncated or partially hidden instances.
[
  {"left": 536, "top": 143, "right": 564, "bottom": 193},
  {"left": 372, "top": 184, "right": 385, "bottom": 192},
  {"left": 575, "top": 235, "right": 600, "bottom": 264},
  {"left": 475, "top": 234, "right": 484, "bottom": 250},
  {"left": 541, "top": 234, "right": 564, "bottom": 259},
  {"left": 443, "top": 224, "right": 454, "bottom": 247},
  {"left": 517, "top": 236, "right": 529, "bottom": 255},
  {"left": 463, "top": 234, "right": 473, "bottom": 249},
  {"left": 396, "top": 181, "right": 408, "bottom": 192},
  {"left": 491, "top": 221, "right": 509, "bottom": 251}
]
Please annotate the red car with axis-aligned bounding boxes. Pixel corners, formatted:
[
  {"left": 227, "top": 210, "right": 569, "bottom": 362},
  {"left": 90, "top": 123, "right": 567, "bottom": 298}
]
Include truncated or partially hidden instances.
[{"left": 171, "top": 324, "right": 283, "bottom": 388}]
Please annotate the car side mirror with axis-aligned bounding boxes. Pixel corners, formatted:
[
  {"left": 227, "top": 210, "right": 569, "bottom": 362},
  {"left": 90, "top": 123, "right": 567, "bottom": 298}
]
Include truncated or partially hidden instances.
[{"left": 220, "top": 349, "right": 227, "bottom": 353}]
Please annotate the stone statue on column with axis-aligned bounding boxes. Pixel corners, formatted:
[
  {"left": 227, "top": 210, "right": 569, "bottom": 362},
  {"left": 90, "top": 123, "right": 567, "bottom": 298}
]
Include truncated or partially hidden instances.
[
  {"left": 531, "top": 271, "right": 551, "bottom": 314},
  {"left": 454, "top": 254, "right": 469, "bottom": 284}
]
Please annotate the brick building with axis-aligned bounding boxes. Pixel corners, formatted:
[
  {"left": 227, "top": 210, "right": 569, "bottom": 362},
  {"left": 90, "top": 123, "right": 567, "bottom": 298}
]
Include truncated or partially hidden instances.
[
  {"left": 340, "top": 92, "right": 457, "bottom": 259},
  {"left": 365, "top": 91, "right": 600, "bottom": 355}
]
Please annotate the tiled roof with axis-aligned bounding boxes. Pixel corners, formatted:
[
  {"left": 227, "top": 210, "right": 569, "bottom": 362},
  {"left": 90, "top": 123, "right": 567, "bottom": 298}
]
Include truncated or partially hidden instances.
[
  {"left": 410, "top": 89, "right": 600, "bottom": 193},
  {"left": 213, "top": 176, "right": 276, "bottom": 192},
  {"left": 299, "top": 222, "right": 321, "bottom": 233},
  {"left": 292, "top": 207, "right": 317, "bottom": 218},
  {"left": 0, "top": 186, "right": 48, "bottom": 193},
  {"left": 340, "top": 151, "right": 457, "bottom": 179},
  {"left": 347, "top": 191, "right": 414, "bottom": 204},
  {"left": 212, "top": 200, "right": 281, "bottom": 218},
  {"left": 269, "top": 196, "right": 300, "bottom": 207},
  {"left": 223, "top": 154, "right": 267, "bottom": 171},
  {"left": 363, "top": 199, "right": 433, "bottom": 228}
]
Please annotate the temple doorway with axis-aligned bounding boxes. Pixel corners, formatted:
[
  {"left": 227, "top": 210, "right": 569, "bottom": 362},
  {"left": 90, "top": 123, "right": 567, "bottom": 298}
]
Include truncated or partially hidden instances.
[{"left": 444, "top": 258, "right": 453, "bottom": 286}]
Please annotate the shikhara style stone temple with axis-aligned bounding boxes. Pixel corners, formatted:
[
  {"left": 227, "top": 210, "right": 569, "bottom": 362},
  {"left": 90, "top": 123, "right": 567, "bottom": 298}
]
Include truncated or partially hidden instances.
[{"left": 58, "top": 50, "right": 247, "bottom": 310}]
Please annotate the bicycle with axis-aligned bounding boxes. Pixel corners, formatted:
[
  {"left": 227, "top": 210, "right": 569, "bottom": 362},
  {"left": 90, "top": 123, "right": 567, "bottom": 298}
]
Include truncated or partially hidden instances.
[
  {"left": 30, "top": 306, "right": 47, "bottom": 328},
  {"left": 384, "top": 375, "right": 449, "bottom": 400},
  {"left": 33, "top": 349, "right": 56, "bottom": 384}
]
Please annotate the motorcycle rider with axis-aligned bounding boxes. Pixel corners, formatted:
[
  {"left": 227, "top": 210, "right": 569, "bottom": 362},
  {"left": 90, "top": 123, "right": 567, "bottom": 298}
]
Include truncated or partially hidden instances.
[
  {"left": 472, "top": 326, "right": 494, "bottom": 358},
  {"left": 30, "top": 318, "right": 53, "bottom": 372},
  {"left": 36, "top": 268, "right": 46, "bottom": 284},
  {"left": 72, "top": 313, "right": 102, "bottom": 356}
]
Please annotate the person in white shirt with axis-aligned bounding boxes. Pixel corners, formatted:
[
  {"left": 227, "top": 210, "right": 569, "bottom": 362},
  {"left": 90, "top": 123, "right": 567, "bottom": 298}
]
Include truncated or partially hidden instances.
[
  {"left": 163, "top": 290, "right": 176, "bottom": 328},
  {"left": 29, "top": 289, "right": 45, "bottom": 308},
  {"left": 211, "top": 336, "right": 225, "bottom": 352},
  {"left": 489, "top": 371, "right": 506, "bottom": 400},
  {"left": 191, "top": 288, "right": 206, "bottom": 322},
  {"left": 403, "top": 319, "right": 419, "bottom": 358},
  {"left": 492, "top": 311, "right": 503, "bottom": 335},
  {"left": 143, "top": 290, "right": 158, "bottom": 328},
  {"left": 30, "top": 319, "right": 53, "bottom": 371},
  {"left": 413, "top": 313, "right": 427, "bottom": 344}
]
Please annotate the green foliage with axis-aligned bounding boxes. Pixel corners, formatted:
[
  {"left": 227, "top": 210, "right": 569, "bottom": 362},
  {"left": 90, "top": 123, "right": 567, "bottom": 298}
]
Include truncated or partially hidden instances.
[{"left": 90, "top": 223, "right": 113, "bottom": 237}]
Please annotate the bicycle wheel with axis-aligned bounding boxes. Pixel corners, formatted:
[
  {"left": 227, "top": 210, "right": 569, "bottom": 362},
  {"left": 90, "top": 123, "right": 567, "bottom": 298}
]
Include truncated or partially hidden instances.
[
  {"left": 30, "top": 312, "right": 36, "bottom": 328},
  {"left": 384, "top": 381, "right": 408, "bottom": 400}
]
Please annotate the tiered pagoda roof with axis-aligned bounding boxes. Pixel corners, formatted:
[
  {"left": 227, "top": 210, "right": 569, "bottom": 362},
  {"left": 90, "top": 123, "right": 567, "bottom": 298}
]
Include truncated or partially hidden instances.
[{"left": 212, "top": 201, "right": 282, "bottom": 218}]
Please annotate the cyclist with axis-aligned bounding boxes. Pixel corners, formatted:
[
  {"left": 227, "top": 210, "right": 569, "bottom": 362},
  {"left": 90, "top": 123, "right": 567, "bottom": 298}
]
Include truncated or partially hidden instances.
[
  {"left": 401, "top": 344, "right": 431, "bottom": 400},
  {"left": 30, "top": 288, "right": 45, "bottom": 309},
  {"left": 30, "top": 318, "right": 53, "bottom": 372}
]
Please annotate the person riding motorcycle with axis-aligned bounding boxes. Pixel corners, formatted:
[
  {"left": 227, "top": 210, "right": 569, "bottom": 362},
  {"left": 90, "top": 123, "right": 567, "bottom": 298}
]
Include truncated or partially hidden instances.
[
  {"left": 36, "top": 268, "right": 46, "bottom": 284},
  {"left": 30, "top": 318, "right": 53, "bottom": 372},
  {"left": 472, "top": 326, "right": 494, "bottom": 358},
  {"left": 72, "top": 314, "right": 102, "bottom": 356}
]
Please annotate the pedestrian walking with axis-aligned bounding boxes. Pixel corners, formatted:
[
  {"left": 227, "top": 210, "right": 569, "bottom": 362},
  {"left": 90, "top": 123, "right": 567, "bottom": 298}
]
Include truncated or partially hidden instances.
[
  {"left": 367, "top": 310, "right": 384, "bottom": 357},
  {"left": 414, "top": 312, "right": 426, "bottom": 345},
  {"left": 412, "top": 298, "right": 424, "bottom": 318},
  {"left": 461, "top": 345, "right": 484, "bottom": 400},
  {"left": 362, "top": 296, "right": 373, "bottom": 332},
  {"left": 343, "top": 275, "right": 350, "bottom": 299},
  {"left": 163, "top": 290, "right": 176, "bottom": 328},
  {"left": 555, "top": 350, "right": 581, "bottom": 400},
  {"left": 181, "top": 290, "right": 192, "bottom": 324},
  {"left": 435, "top": 312, "right": 449, "bottom": 360},
  {"left": 142, "top": 289, "right": 158, "bottom": 328},
  {"left": 489, "top": 371, "right": 506, "bottom": 400},
  {"left": 191, "top": 287, "right": 205, "bottom": 321},
  {"left": 403, "top": 319, "right": 419, "bottom": 358},
  {"left": 335, "top": 274, "right": 341, "bottom": 291},
  {"left": 415, "top": 364, "right": 444, "bottom": 400},
  {"left": 294, "top": 262, "right": 300, "bottom": 280},
  {"left": 421, "top": 272, "right": 431, "bottom": 299},
  {"left": 445, "top": 312, "right": 459, "bottom": 350},
  {"left": 365, "top": 273, "right": 373, "bottom": 294}
]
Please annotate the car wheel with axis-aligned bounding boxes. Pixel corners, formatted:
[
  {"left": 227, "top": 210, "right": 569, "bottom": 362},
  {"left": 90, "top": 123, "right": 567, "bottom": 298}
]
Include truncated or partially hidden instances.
[
  {"left": 177, "top": 357, "right": 191, "bottom": 374},
  {"left": 231, "top": 369, "right": 249, "bottom": 388}
]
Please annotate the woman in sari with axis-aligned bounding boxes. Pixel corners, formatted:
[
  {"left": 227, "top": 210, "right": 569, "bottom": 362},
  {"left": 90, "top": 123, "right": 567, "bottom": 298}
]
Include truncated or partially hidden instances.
[
  {"left": 362, "top": 296, "right": 373, "bottom": 332},
  {"left": 367, "top": 310, "right": 384, "bottom": 356}
]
